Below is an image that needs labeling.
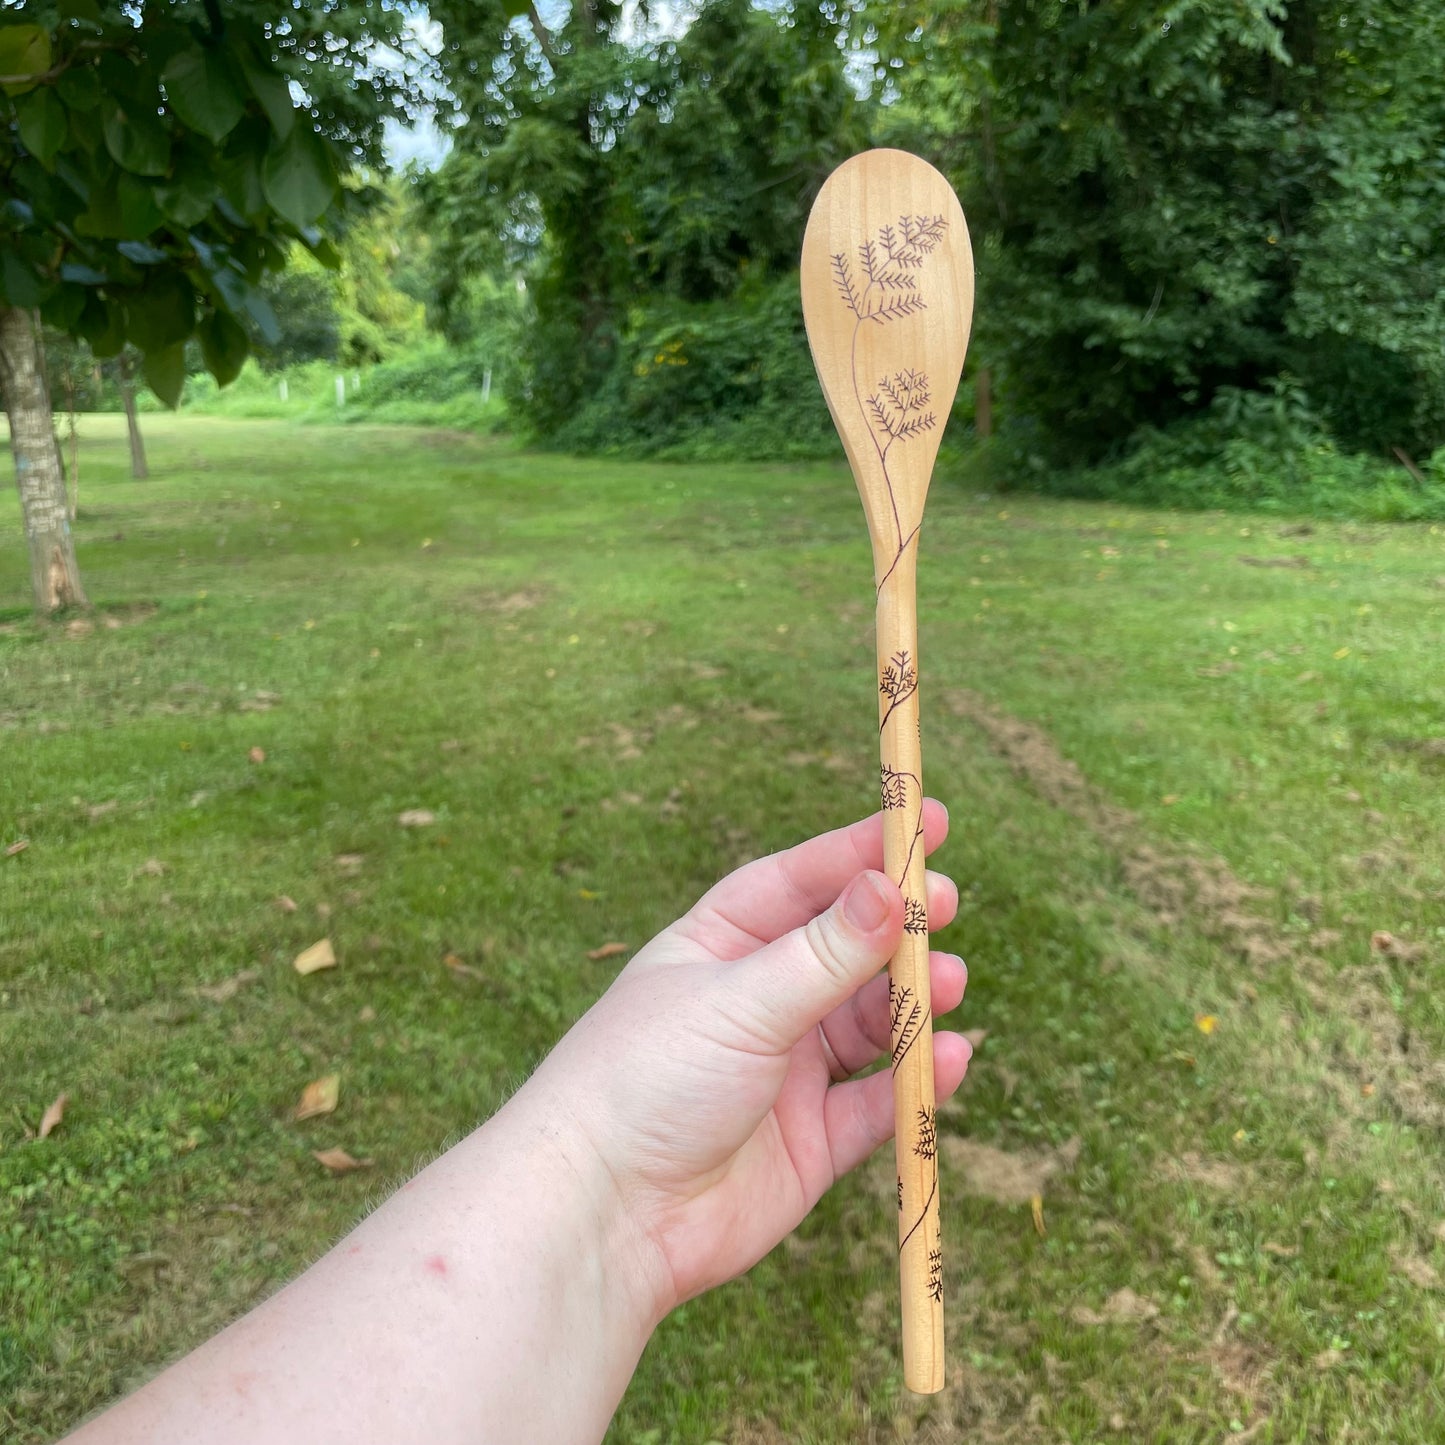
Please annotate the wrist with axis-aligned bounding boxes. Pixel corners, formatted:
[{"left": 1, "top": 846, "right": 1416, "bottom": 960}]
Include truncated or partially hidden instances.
[{"left": 494, "top": 1067, "right": 677, "bottom": 1334}]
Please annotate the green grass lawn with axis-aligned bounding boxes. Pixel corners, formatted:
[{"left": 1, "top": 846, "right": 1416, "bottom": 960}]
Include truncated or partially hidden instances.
[{"left": 3, "top": 415, "right": 1444, "bottom": 1442}]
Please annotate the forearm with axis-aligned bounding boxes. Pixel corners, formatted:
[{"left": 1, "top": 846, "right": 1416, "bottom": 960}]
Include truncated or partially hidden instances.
[{"left": 67, "top": 1083, "right": 667, "bottom": 1445}]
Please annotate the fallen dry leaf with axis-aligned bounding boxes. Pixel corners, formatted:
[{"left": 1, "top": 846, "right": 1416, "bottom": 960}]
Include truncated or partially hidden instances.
[
  {"left": 442, "top": 954, "right": 486, "bottom": 981},
  {"left": 576, "top": 888, "right": 601, "bottom": 901},
  {"left": 295, "top": 1074, "right": 340, "bottom": 1121},
  {"left": 1030, "top": 1194, "right": 1045, "bottom": 1237},
  {"left": 293, "top": 938, "right": 337, "bottom": 975},
  {"left": 397, "top": 809, "right": 436, "bottom": 828},
  {"left": 134, "top": 858, "right": 167, "bottom": 877},
  {"left": 248, "top": 746, "right": 266, "bottom": 764},
  {"left": 1371, "top": 930, "right": 1427, "bottom": 963},
  {"left": 1161, "top": 794, "right": 1181, "bottom": 806},
  {"left": 587, "top": 942, "right": 629, "bottom": 961},
  {"left": 313, "top": 1147, "right": 373, "bottom": 1174},
  {"left": 334, "top": 854, "right": 365, "bottom": 875},
  {"left": 1070, "top": 1287, "right": 1159, "bottom": 1326},
  {"left": 1262, "top": 1241, "right": 1298, "bottom": 1259},
  {"left": 358, "top": 1005, "right": 377, "bottom": 1023},
  {"left": 195, "top": 969, "right": 260, "bottom": 1003},
  {"left": 1195, "top": 1013, "right": 1219, "bottom": 1035},
  {"left": 962, "top": 1027, "right": 989, "bottom": 1049},
  {"left": 87, "top": 800, "right": 117, "bottom": 820},
  {"left": 741, "top": 707, "right": 782, "bottom": 724},
  {"left": 5, "top": 838, "right": 28, "bottom": 857},
  {"left": 275, "top": 895, "right": 298, "bottom": 913},
  {"left": 38, "top": 1092, "right": 68, "bottom": 1139}
]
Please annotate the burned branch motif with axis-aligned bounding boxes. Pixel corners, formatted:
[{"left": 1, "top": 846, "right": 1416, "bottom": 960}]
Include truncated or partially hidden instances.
[
  {"left": 868, "top": 369, "right": 936, "bottom": 454},
  {"left": 832, "top": 253, "right": 864, "bottom": 319},
  {"left": 914, "top": 1106, "right": 937, "bottom": 1161},
  {"left": 903, "top": 896, "right": 929, "bottom": 934},
  {"left": 880, "top": 763, "right": 916, "bottom": 811},
  {"left": 927, "top": 1248, "right": 943, "bottom": 1302},
  {"left": 898, "top": 1176, "right": 904, "bottom": 1212},
  {"left": 889, "top": 979, "right": 924, "bottom": 1066},
  {"left": 879, "top": 650, "right": 918, "bottom": 731},
  {"left": 833, "top": 216, "right": 948, "bottom": 327}
]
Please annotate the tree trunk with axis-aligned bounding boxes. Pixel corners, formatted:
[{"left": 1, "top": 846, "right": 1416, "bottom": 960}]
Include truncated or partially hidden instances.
[
  {"left": 0, "top": 306, "right": 88, "bottom": 612},
  {"left": 119, "top": 354, "right": 149, "bottom": 479},
  {"left": 62, "top": 372, "right": 79, "bottom": 520}
]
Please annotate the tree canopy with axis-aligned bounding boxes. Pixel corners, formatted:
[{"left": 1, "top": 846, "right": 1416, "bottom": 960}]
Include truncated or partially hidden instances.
[{"left": 0, "top": 0, "right": 430, "bottom": 400}]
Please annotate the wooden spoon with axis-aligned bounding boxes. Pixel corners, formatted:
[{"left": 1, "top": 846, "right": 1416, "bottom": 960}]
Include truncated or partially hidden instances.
[{"left": 800, "top": 148, "right": 974, "bottom": 1394}]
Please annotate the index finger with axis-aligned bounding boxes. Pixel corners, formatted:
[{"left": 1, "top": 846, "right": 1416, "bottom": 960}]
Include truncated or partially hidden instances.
[{"left": 680, "top": 799, "right": 950, "bottom": 957}]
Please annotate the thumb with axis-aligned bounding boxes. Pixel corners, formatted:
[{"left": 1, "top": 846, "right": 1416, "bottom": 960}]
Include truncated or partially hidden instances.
[{"left": 721, "top": 871, "right": 903, "bottom": 1054}]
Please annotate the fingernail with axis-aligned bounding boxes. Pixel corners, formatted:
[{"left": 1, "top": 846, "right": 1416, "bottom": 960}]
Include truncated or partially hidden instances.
[{"left": 843, "top": 872, "right": 890, "bottom": 932}]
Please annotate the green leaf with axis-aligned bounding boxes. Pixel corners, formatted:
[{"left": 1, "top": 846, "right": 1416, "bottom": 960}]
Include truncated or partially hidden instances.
[
  {"left": 57, "top": 64, "right": 100, "bottom": 111},
  {"left": 0, "top": 24, "right": 52, "bottom": 97},
  {"left": 59, "top": 262, "right": 108, "bottom": 285},
  {"left": 16, "top": 87, "right": 68, "bottom": 169},
  {"left": 2, "top": 197, "right": 35, "bottom": 226},
  {"left": 261, "top": 123, "right": 337, "bottom": 229},
  {"left": 142, "top": 341, "right": 186, "bottom": 409},
  {"left": 199, "top": 308, "right": 249, "bottom": 386},
  {"left": 0, "top": 250, "right": 47, "bottom": 308},
  {"left": 501, "top": 0, "right": 532, "bottom": 16},
  {"left": 116, "top": 172, "right": 164, "bottom": 238},
  {"left": 125, "top": 273, "right": 195, "bottom": 352},
  {"left": 58, "top": 0, "right": 102, "bottom": 23},
  {"left": 40, "top": 283, "right": 87, "bottom": 331},
  {"left": 236, "top": 41, "right": 294, "bottom": 141},
  {"left": 154, "top": 152, "right": 219, "bottom": 227},
  {"left": 75, "top": 170, "right": 123, "bottom": 236},
  {"left": 117, "top": 240, "right": 166, "bottom": 265},
  {"left": 103, "top": 103, "right": 171, "bottom": 176},
  {"left": 76, "top": 291, "right": 125, "bottom": 356},
  {"left": 163, "top": 45, "right": 245, "bottom": 143},
  {"left": 219, "top": 145, "right": 267, "bottom": 220}
]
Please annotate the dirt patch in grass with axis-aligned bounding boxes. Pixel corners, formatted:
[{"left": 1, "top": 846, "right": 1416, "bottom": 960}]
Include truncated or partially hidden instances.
[
  {"left": 941, "top": 1135, "right": 1082, "bottom": 1205},
  {"left": 946, "top": 688, "right": 1445, "bottom": 1136},
  {"left": 463, "top": 585, "right": 548, "bottom": 615}
]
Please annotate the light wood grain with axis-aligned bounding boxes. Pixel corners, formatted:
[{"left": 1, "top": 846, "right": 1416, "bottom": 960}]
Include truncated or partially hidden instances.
[{"left": 801, "top": 148, "right": 974, "bottom": 1395}]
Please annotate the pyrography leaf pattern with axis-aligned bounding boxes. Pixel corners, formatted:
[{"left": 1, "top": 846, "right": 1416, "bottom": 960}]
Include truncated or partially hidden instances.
[
  {"left": 890, "top": 978, "right": 924, "bottom": 1067},
  {"left": 833, "top": 215, "right": 949, "bottom": 585},
  {"left": 904, "top": 896, "right": 929, "bottom": 934},
  {"left": 880, "top": 763, "right": 915, "bottom": 811},
  {"left": 879, "top": 650, "right": 918, "bottom": 732},
  {"left": 928, "top": 1248, "right": 944, "bottom": 1301},
  {"left": 914, "top": 1105, "right": 938, "bottom": 1161},
  {"left": 832, "top": 216, "right": 948, "bottom": 326}
]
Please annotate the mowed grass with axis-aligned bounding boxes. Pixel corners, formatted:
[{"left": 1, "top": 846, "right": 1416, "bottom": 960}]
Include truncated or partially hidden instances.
[{"left": 3, "top": 415, "right": 1444, "bottom": 1443}]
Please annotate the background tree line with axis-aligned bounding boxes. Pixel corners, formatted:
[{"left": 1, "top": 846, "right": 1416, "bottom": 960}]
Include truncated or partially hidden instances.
[{"left": 6, "top": 0, "right": 1445, "bottom": 610}]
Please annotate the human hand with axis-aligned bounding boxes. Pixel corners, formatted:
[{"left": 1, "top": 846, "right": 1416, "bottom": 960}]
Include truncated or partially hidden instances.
[{"left": 527, "top": 801, "right": 971, "bottom": 1319}]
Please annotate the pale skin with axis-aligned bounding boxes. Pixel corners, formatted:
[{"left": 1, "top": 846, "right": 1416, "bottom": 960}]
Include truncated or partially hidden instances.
[{"left": 66, "top": 801, "right": 971, "bottom": 1445}]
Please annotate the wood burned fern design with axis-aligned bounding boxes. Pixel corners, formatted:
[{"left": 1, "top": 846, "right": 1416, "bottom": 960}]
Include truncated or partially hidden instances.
[
  {"left": 880, "top": 763, "right": 915, "bottom": 811},
  {"left": 831, "top": 216, "right": 948, "bottom": 326},
  {"left": 889, "top": 978, "right": 925, "bottom": 1069},
  {"left": 868, "top": 370, "right": 936, "bottom": 453},
  {"left": 927, "top": 1248, "right": 943, "bottom": 1301},
  {"left": 904, "top": 896, "right": 929, "bottom": 935},
  {"left": 879, "top": 650, "right": 917, "bottom": 732},
  {"left": 833, "top": 214, "right": 949, "bottom": 589},
  {"left": 914, "top": 1106, "right": 938, "bottom": 1161}
]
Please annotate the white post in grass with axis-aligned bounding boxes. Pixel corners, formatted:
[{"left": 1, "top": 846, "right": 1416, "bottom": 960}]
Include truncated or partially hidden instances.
[
  {"left": 352, "top": 371, "right": 361, "bottom": 393},
  {"left": 482, "top": 366, "right": 492, "bottom": 404},
  {"left": 335, "top": 375, "right": 346, "bottom": 409},
  {"left": 279, "top": 379, "right": 289, "bottom": 403}
]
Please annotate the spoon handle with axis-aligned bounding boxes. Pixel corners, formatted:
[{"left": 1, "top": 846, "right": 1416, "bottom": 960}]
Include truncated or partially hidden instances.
[{"left": 875, "top": 548, "right": 943, "bottom": 1393}]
